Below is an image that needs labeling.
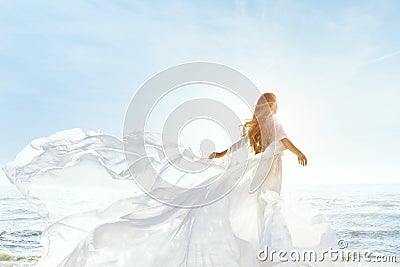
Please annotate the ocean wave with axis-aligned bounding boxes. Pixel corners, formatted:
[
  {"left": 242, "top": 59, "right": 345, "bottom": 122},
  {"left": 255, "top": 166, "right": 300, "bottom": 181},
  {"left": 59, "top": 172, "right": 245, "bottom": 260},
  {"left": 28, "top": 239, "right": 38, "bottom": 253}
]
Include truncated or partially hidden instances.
[
  {"left": 0, "top": 197, "right": 25, "bottom": 201},
  {"left": 364, "top": 200, "right": 400, "bottom": 207},
  {"left": 2, "top": 230, "right": 42, "bottom": 238},
  {"left": 0, "top": 217, "right": 43, "bottom": 222},
  {"left": 0, "top": 252, "right": 41, "bottom": 266},
  {"left": 347, "top": 229, "right": 400, "bottom": 237}
]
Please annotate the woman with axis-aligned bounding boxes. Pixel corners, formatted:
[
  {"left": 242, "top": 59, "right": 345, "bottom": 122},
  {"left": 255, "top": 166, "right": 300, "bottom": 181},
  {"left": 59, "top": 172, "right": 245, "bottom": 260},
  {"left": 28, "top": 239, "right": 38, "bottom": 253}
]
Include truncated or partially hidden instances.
[
  {"left": 4, "top": 93, "right": 341, "bottom": 266},
  {"left": 210, "top": 93, "right": 307, "bottom": 166}
]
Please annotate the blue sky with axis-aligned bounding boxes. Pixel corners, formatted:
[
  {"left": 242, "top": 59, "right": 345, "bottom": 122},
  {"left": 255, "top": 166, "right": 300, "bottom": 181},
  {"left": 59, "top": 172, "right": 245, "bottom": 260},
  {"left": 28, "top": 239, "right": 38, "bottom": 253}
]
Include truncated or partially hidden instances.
[{"left": 0, "top": 0, "right": 399, "bottom": 185}]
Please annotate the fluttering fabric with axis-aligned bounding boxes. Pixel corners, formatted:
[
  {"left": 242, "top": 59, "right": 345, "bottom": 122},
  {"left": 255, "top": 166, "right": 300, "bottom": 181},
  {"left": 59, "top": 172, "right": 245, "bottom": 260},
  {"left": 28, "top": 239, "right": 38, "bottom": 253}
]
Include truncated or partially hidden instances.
[{"left": 4, "top": 123, "right": 341, "bottom": 266}]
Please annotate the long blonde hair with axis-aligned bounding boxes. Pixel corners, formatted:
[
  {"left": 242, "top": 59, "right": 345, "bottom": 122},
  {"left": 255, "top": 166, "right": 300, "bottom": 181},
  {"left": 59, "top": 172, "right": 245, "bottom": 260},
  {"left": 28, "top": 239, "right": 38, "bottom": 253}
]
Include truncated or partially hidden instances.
[{"left": 244, "top": 93, "right": 276, "bottom": 154}]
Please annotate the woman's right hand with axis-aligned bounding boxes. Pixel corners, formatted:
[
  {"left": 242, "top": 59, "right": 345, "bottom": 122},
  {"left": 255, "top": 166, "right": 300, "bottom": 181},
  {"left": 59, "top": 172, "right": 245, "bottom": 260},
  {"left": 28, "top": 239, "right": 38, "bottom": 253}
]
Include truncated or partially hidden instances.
[
  {"left": 208, "top": 152, "right": 217, "bottom": 159},
  {"left": 209, "top": 149, "right": 228, "bottom": 159}
]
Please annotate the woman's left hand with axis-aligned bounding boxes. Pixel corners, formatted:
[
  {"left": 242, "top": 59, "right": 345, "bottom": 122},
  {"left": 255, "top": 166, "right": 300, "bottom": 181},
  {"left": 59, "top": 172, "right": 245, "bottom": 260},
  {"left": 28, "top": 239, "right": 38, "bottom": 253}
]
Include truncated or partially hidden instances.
[{"left": 297, "top": 152, "right": 307, "bottom": 166}]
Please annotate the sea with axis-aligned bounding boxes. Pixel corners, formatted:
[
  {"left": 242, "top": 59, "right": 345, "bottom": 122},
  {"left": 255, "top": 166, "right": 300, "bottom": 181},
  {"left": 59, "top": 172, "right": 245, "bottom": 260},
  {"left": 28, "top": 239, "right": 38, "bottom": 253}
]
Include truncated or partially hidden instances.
[{"left": 0, "top": 183, "right": 399, "bottom": 266}]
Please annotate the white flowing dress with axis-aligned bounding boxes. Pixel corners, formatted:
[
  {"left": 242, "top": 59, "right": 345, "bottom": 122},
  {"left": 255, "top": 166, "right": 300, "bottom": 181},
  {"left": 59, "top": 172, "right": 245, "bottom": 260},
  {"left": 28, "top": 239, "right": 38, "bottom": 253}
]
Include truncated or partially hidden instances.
[{"left": 4, "top": 116, "right": 342, "bottom": 267}]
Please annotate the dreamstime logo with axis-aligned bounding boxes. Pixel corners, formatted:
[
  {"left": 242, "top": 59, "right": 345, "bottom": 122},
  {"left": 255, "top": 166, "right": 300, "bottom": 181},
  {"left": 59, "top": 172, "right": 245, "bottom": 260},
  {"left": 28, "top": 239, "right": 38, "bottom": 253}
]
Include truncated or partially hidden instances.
[
  {"left": 257, "top": 239, "right": 399, "bottom": 264},
  {"left": 337, "top": 239, "right": 348, "bottom": 249},
  {"left": 123, "top": 62, "right": 276, "bottom": 208}
]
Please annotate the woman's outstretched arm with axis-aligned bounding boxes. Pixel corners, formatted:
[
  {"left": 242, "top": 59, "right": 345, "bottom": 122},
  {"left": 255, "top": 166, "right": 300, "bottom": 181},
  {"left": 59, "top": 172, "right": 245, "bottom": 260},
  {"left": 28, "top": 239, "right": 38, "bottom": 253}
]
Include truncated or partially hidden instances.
[
  {"left": 208, "top": 149, "right": 227, "bottom": 159},
  {"left": 208, "top": 135, "right": 248, "bottom": 159},
  {"left": 281, "top": 138, "right": 307, "bottom": 166}
]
